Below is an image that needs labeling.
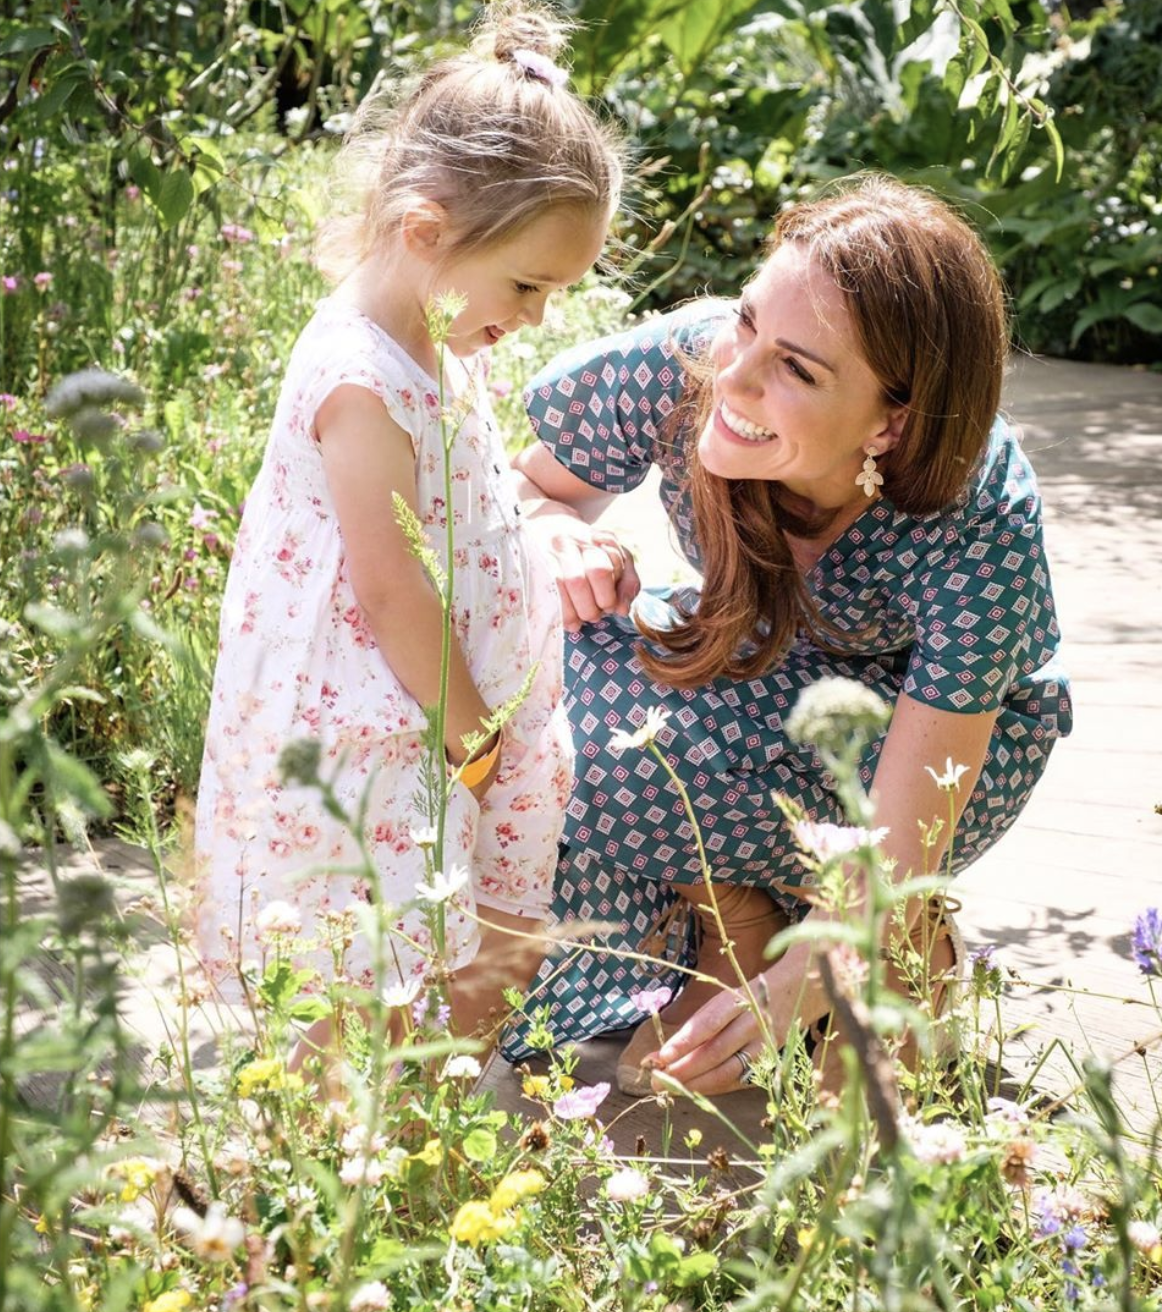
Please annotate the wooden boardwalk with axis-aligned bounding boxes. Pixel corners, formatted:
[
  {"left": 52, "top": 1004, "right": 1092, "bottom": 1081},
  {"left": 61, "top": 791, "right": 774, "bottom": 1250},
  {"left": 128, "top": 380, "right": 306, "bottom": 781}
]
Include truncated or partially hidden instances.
[{"left": 16, "top": 356, "right": 1162, "bottom": 1148}]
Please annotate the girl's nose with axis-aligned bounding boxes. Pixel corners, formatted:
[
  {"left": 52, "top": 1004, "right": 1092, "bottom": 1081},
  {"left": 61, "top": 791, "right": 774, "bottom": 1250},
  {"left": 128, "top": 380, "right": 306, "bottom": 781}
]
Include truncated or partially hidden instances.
[{"left": 521, "top": 294, "right": 549, "bottom": 328}]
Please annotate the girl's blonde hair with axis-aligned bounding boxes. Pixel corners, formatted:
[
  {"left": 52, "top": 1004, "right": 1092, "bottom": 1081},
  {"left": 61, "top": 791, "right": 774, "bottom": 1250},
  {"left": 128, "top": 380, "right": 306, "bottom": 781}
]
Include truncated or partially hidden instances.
[
  {"left": 316, "top": 2, "right": 624, "bottom": 280},
  {"left": 639, "top": 174, "right": 1009, "bottom": 689}
]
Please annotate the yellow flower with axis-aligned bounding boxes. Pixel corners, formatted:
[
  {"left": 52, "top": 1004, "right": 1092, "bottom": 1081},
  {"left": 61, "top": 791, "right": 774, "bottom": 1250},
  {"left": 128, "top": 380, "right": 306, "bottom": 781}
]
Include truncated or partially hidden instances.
[
  {"left": 489, "top": 1169, "right": 546, "bottom": 1214},
  {"left": 522, "top": 1075, "right": 551, "bottom": 1099},
  {"left": 411, "top": 1138, "right": 443, "bottom": 1168},
  {"left": 142, "top": 1292, "right": 192, "bottom": 1312},
  {"left": 685, "top": 1128, "right": 703, "bottom": 1149},
  {"left": 35, "top": 1214, "right": 49, "bottom": 1234},
  {"left": 797, "top": 1226, "right": 816, "bottom": 1252},
  {"left": 235, "top": 1058, "right": 303, "bottom": 1099},
  {"left": 116, "top": 1159, "right": 157, "bottom": 1203},
  {"left": 449, "top": 1200, "right": 519, "bottom": 1247},
  {"left": 558, "top": 1075, "right": 575, "bottom": 1092}
]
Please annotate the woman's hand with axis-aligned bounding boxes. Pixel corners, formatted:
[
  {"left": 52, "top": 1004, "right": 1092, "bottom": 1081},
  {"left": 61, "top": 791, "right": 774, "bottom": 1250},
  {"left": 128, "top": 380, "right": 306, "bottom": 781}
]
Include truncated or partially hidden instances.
[
  {"left": 537, "top": 515, "right": 641, "bottom": 631},
  {"left": 649, "top": 986, "right": 768, "bottom": 1096}
]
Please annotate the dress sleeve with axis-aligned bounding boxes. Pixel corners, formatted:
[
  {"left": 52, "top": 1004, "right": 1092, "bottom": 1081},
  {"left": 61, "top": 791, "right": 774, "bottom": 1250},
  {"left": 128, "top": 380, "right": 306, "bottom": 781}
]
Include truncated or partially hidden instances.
[
  {"left": 902, "top": 422, "right": 1061, "bottom": 714},
  {"left": 523, "top": 303, "right": 727, "bottom": 493}
]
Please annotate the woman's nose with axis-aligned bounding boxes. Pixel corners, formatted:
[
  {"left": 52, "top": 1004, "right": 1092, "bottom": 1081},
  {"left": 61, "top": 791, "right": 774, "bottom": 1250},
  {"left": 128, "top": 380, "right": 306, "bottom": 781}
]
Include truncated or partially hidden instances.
[{"left": 720, "top": 342, "right": 762, "bottom": 398}]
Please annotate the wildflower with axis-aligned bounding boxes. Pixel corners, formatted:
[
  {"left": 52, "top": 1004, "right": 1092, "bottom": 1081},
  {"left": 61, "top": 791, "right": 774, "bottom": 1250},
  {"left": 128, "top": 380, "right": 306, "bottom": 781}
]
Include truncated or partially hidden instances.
[
  {"left": 792, "top": 821, "right": 888, "bottom": 862},
  {"left": 142, "top": 1294, "right": 191, "bottom": 1312},
  {"left": 998, "top": 1136, "right": 1038, "bottom": 1189},
  {"left": 786, "top": 677, "right": 892, "bottom": 757},
  {"left": 235, "top": 1057, "right": 302, "bottom": 1099},
  {"left": 1131, "top": 908, "right": 1162, "bottom": 977},
  {"left": 609, "top": 706, "right": 671, "bottom": 753},
  {"left": 449, "top": 1199, "right": 517, "bottom": 1246},
  {"left": 383, "top": 1146, "right": 409, "bottom": 1181},
  {"left": 411, "top": 1138, "right": 443, "bottom": 1168},
  {"left": 606, "top": 1167, "right": 650, "bottom": 1202},
  {"left": 45, "top": 367, "right": 144, "bottom": 418},
  {"left": 2, "top": 275, "right": 17, "bottom": 293},
  {"left": 125, "top": 185, "right": 141, "bottom": 201},
  {"left": 171, "top": 1202, "right": 245, "bottom": 1260},
  {"left": 522, "top": 1074, "right": 552, "bottom": 1099},
  {"left": 382, "top": 978, "right": 422, "bottom": 1009},
  {"left": 425, "top": 290, "right": 469, "bottom": 344},
  {"left": 1062, "top": 1224, "right": 1087, "bottom": 1251},
  {"left": 34, "top": 271, "right": 52, "bottom": 291},
  {"left": 340, "top": 1124, "right": 387, "bottom": 1156},
  {"left": 278, "top": 738, "right": 322, "bottom": 787},
  {"left": 410, "top": 824, "right": 438, "bottom": 849},
  {"left": 221, "top": 222, "right": 255, "bottom": 244},
  {"left": 12, "top": 428, "right": 47, "bottom": 444},
  {"left": 339, "top": 1156, "right": 387, "bottom": 1187},
  {"left": 925, "top": 757, "right": 970, "bottom": 791},
  {"left": 189, "top": 502, "right": 217, "bottom": 530},
  {"left": 904, "top": 1117, "right": 967, "bottom": 1165},
  {"left": 255, "top": 901, "right": 302, "bottom": 940},
  {"left": 415, "top": 865, "right": 469, "bottom": 904},
  {"left": 60, "top": 462, "right": 94, "bottom": 490},
  {"left": 969, "top": 944, "right": 1004, "bottom": 997},
  {"left": 986, "top": 1096, "right": 1029, "bottom": 1126},
  {"left": 114, "top": 1158, "right": 156, "bottom": 1202},
  {"left": 1035, "top": 1183, "right": 1090, "bottom": 1228},
  {"left": 553, "top": 1081, "right": 610, "bottom": 1121},
  {"left": 349, "top": 1282, "right": 391, "bottom": 1311},
  {"left": 443, "top": 1054, "right": 482, "bottom": 1080},
  {"left": 491, "top": 380, "right": 513, "bottom": 399},
  {"left": 1128, "top": 1220, "right": 1162, "bottom": 1259},
  {"left": 0, "top": 393, "right": 16, "bottom": 409},
  {"left": 489, "top": 1169, "right": 547, "bottom": 1213},
  {"left": 629, "top": 985, "right": 673, "bottom": 1016}
]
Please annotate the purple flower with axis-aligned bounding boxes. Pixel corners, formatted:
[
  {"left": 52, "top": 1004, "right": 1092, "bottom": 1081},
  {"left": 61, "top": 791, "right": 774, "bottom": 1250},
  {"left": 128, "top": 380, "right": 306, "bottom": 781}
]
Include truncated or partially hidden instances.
[
  {"left": 1063, "top": 1225, "right": 1087, "bottom": 1251},
  {"left": 629, "top": 986, "right": 673, "bottom": 1016},
  {"left": 221, "top": 222, "right": 255, "bottom": 245},
  {"left": 1132, "top": 908, "right": 1162, "bottom": 976},
  {"left": 553, "top": 1081, "right": 610, "bottom": 1120}
]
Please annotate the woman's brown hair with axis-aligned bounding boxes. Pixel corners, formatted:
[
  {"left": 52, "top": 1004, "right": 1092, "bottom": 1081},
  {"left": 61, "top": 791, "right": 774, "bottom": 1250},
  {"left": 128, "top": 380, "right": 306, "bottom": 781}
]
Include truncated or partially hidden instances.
[{"left": 638, "top": 173, "right": 1008, "bottom": 689}]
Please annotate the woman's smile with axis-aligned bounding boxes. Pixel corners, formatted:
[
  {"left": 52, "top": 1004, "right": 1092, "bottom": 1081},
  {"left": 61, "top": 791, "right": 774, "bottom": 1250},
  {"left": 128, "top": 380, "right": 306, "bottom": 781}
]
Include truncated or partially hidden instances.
[{"left": 717, "top": 400, "right": 775, "bottom": 443}]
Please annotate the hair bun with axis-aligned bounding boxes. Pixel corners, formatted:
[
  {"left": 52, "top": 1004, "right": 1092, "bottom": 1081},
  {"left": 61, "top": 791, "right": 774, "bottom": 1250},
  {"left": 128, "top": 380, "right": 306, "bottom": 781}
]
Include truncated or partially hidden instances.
[{"left": 475, "top": 0, "right": 571, "bottom": 65}]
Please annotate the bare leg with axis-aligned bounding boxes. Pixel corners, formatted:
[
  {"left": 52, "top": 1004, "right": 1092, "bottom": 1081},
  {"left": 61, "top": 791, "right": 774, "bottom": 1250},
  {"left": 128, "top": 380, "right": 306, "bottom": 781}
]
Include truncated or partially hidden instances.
[
  {"left": 661, "top": 883, "right": 789, "bottom": 1026},
  {"left": 448, "top": 907, "right": 547, "bottom": 1045}
]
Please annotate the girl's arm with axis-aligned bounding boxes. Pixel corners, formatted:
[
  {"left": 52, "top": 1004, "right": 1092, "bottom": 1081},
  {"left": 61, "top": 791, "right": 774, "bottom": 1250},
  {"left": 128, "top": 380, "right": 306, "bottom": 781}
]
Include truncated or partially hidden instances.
[
  {"left": 317, "top": 384, "right": 498, "bottom": 786},
  {"left": 653, "top": 695, "right": 1000, "bottom": 1091},
  {"left": 512, "top": 441, "right": 641, "bottom": 631}
]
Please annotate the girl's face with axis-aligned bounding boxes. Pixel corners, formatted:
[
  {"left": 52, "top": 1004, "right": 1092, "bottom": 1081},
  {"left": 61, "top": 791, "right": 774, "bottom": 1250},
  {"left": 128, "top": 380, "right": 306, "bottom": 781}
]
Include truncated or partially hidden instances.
[
  {"left": 434, "top": 206, "right": 608, "bottom": 358},
  {"left": 697, "top": 242, "right": 906, "bottom": 511}
]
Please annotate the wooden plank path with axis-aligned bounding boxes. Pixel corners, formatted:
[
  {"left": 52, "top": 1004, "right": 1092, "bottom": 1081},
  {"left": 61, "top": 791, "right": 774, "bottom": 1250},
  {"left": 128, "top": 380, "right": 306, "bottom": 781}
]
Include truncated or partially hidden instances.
[{"left": 15, "top": 355, "right": 1162, "bottom": 1150}]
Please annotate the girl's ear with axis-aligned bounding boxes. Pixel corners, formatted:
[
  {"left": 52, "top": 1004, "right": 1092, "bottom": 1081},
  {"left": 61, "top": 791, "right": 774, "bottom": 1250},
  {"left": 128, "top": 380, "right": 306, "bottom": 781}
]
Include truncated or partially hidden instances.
[
  {"left": 873, "top": 403, "right": 908, "bottom": 454},
  {"left": 400, "top": 199, "right": 449, "bottom": 261}
]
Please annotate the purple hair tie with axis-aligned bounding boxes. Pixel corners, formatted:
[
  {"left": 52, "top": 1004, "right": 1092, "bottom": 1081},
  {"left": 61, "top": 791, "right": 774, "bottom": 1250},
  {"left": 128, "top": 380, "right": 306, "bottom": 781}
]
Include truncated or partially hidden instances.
[{"left": 512, "top": 47, "right": 568, "bottom": 88}]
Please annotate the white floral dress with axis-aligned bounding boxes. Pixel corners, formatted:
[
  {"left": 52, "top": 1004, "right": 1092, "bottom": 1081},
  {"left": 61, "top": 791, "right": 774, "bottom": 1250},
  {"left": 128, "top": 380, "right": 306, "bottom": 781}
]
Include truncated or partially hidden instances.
[{"left": 194, "top": 299, "right": 573, "bottom": 994}]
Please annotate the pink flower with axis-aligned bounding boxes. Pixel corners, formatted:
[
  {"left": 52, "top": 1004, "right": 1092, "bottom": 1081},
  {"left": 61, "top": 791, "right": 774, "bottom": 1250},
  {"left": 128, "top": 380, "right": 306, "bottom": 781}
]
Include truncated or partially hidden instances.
[
  {"left": 12, "top": 429, "right": 47, "bottom": 445},
  {"left": 221, "top": 222, "right": 255, "bottom": 245},
  {"left": 125, "top": 185, "right": 141, "bottom": 201},
  {"left": 629, "top": 986, "right": 673, "bottom": 1016},
  {"left": 491, "top": 380, "right": 513, "bottom": 399},
  {"left": 0, "top": 393, "right": 18, "bottom": 410},
  {"left": 189, "top": 502, "right": 217, "bottom": 530},
  {"left": 33, "top": 271, "right": 52, "bottom": 291},
  {"left": 2, "top": 276, "right": 17, "bottom": 294},
  {"left": 553, "top": 1081, "right": 610, "bottom": 1121},
  {"left": 605, "top": 1167, "right": 650, "bottom": 1202}
]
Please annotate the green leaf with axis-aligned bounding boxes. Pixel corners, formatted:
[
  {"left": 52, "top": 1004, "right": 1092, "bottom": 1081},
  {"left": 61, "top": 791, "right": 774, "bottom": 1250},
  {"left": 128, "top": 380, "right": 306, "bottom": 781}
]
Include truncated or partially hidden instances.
[
  {"left": 461, "top": 1127, "right": 497, "bottom": 1161},
  {"left": 1122, "top": 302, "right": 1162, "bottom": 336},
  {"left": 288, "top": 997, "right": 331, "bottom": 1024},
  {"left": 674, "top": 1250, "right": 719, "bottom": 1288},
  {"left": 35, "top": 63, "right": 88, "bottom": 119},
  {"left": 128, "top": 145, "right": 161, "bottom": 200},
  {"left": 0, "top": 27, "right": 60, "bottom": 56},
  {"left": 44, "top": 741, "right": 114, "bottom": 818},
  {"left": 150, "top": 167, "right": 195, "bottom": 230},
  {"left": 655, "top": 0, "right": 760, "bottom": 77}
]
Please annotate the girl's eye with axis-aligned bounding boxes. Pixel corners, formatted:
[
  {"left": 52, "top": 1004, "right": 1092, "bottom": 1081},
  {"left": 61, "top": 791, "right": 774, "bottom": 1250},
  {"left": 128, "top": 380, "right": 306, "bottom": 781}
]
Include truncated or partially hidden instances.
[
  {"left": 514, "top": 282, "right": 540, "bottom": 295},
  {"left": 734, "top": 304, "right": 755, "bottom": 332}
]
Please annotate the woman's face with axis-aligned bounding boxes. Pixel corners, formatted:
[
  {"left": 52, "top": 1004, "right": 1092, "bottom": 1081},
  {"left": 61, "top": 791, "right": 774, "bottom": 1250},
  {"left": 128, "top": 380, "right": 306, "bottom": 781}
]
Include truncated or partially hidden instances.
[{"left": 697, "top": 241, "right": 906, "bottom": 511}]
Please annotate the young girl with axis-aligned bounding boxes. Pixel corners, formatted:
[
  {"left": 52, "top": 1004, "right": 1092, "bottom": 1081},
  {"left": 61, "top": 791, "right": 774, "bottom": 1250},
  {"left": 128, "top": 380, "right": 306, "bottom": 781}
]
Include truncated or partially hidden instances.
[{"left": 193, "top": 2, "right": 623, "bottom": 1042}]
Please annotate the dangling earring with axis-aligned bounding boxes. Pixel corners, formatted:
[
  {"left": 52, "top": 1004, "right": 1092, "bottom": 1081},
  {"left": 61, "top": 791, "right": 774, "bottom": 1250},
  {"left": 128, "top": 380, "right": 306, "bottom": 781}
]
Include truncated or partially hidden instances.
[{"left": 856, "top": 447, "right": 883, "bottom": 499}]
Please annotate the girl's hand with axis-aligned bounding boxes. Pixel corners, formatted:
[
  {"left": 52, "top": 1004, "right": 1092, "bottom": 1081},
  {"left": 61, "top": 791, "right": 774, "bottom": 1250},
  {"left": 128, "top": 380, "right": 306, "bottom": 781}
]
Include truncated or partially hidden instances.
[{"left": 535, "top": 514, "right": 640, "bottom": 631}]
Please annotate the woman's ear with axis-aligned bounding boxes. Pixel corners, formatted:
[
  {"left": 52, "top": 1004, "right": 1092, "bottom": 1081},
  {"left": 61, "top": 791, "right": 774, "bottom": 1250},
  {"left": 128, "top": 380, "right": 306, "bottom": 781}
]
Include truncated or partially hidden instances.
[
  {"left": 400, "top": 199, "right": 449, "bottom": 262},
  {"left": 874, "top": 403, "right": 909, "bottom": 454}
]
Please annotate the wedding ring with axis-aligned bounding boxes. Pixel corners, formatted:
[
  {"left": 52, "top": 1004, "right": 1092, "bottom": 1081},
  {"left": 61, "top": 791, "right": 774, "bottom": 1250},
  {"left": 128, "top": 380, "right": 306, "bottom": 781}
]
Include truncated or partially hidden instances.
[{"left": 735, "top": 1049, "right": 757, "bottom": 1085}]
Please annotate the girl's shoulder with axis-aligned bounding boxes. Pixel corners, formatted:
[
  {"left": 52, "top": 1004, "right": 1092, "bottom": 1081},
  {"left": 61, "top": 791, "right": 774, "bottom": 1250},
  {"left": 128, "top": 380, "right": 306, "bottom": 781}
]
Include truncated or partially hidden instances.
[{"left": 296, "top": 298, "right": 437, "bottom": 388}]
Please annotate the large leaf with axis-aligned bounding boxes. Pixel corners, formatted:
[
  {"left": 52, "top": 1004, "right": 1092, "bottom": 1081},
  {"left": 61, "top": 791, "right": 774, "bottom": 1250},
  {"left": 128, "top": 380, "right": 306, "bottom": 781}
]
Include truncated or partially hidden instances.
[{"left": 654, "top": 0, "right": 764, "bottom": 76}]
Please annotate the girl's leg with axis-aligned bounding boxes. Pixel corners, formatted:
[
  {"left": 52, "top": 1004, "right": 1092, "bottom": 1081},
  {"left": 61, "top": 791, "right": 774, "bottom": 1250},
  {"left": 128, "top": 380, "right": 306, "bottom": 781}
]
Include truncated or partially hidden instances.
[{"left": 448, "top": 908, "right": 547, "bottom": 1044}]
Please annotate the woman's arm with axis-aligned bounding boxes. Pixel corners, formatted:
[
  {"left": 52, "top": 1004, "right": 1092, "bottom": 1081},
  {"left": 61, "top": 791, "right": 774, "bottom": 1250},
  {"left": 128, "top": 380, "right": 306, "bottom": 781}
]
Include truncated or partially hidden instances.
[
  {"left": 512, "top": 441, "right": 641, "bottom": 631},
  {"left": 652, "top": 694, "right": 1000, "bottom": 1093},
  {"left": 318, "top": 384, "right": 499, "bottom": 792}
]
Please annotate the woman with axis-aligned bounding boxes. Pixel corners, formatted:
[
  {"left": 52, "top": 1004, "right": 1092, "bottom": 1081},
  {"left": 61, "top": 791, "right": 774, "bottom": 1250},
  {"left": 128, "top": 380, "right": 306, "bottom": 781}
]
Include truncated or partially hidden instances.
[{"left": 502, "top": 174, "right": 1071, "bottom": 1095}]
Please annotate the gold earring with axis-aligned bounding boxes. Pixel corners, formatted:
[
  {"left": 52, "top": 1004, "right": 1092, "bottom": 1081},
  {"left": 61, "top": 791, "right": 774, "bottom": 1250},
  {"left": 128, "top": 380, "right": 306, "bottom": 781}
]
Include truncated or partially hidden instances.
[{"left": 856, "top": 448, "right": 883, "bottom": 498}]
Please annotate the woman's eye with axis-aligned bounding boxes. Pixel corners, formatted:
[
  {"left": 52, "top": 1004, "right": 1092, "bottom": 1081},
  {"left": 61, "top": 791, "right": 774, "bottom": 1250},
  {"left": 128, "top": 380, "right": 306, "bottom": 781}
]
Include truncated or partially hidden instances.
[
  {"left": 785, "top": 356, "right": 815, "bottom": 385},
  {"left": 734, "top": 305, "right": 755, "bottom": 332}
]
